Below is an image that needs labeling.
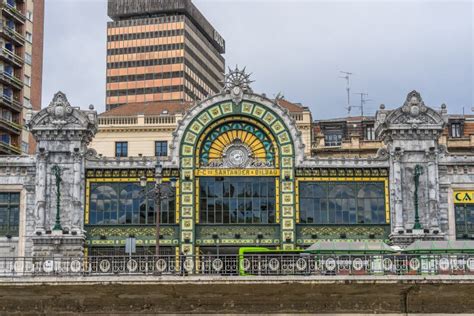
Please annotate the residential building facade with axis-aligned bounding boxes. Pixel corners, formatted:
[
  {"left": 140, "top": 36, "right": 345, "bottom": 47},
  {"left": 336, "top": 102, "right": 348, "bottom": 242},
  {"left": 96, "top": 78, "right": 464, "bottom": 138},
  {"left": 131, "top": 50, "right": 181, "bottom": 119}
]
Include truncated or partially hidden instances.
[
  {"left": 0, "top": 0, "right": 44, "bottom": 155},
  {"left": 106, "top": 0, "right": 225, "bottom": 110},
  {"left": 313, "top": 112, "right": 474, "bottom": 158}
]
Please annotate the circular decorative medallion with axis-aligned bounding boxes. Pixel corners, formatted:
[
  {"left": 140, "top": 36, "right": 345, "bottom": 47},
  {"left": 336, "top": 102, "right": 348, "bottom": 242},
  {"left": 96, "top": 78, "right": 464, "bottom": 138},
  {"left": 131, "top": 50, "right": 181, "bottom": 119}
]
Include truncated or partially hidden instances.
[
  {"left": 240, "top": 258, "right": 251, "bottom": 271},
  {"left": 352, "top": 258, "right": 364, "bottom": 271},
  {"left": 70, "top": 260, "right": 82, "bottom": 273},
  {"left": 43, "top": 260, "right": 54, "bottom": 273},
  {"left": 439, "top": 257, "right": 450, "bottom": 271},
  {"left": 227, "top": 146, "right": 248, "bottom": 167},
  {"left": 268, "top": 258, "right": 280, "bottom": 271},
  {"left": 212, "top": 258, "right": 224, "bottom": 272},
  {"left": 127, "top": 259, "right": 138, "bottom": 272},
  {"left": 296, "top": 258, "right": 308, "bottom": 271},
  {"left": 155, "top": 259, "right": 167, "bottom": 272},
  {"left": 325, "top": 258, "right": 336, "bottom": 271},
  {"left": 99, "top": 259, "right": 111, "bottom": 273}
]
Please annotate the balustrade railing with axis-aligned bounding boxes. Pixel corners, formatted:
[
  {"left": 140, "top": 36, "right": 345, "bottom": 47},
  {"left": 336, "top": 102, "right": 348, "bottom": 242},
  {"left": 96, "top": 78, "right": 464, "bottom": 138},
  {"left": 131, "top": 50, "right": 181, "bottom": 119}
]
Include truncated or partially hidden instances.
[{"left": 1, "top": 254, "right": 474, "bottom": 277}]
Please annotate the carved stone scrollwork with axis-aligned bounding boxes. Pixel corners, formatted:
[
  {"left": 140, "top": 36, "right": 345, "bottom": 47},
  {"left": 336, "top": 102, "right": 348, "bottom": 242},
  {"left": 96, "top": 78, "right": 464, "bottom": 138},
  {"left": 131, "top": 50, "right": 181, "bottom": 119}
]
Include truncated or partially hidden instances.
[
  {"left": 44, "top": 92, "right": 76, "bottom": 127},
  {"left": 374, "top": 147, "right": 389, "bottom": 160},
  {"left": 85, "top": 148, "right": 99, "bottom": 161}
]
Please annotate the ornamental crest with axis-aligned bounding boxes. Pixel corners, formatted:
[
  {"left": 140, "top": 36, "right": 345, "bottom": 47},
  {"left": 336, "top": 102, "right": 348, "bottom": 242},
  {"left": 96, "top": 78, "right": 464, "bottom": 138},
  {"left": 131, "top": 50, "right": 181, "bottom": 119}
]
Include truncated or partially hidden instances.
[
  {"left": 388, "top": 90, "right": 440, "bottom": 125},
  {"left": 401, "top": 90, "right": 427, "bottom": 118},
  {"left": 45, "top": 91, "right": 75, "bottom": 127},
  {"left": 223, "top": 66, "right": 254, "bottom": 104}
]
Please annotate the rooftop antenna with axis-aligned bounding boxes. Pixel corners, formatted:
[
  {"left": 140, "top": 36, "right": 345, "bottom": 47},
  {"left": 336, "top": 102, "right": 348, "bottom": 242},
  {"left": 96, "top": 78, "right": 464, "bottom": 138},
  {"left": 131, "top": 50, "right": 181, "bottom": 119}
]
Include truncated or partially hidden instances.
[
  {"left": 339, "top": 71, "right": 353, "bottom": 116},
  {"left": 352, "top": 92, "right": 372, "bottom": 117}
]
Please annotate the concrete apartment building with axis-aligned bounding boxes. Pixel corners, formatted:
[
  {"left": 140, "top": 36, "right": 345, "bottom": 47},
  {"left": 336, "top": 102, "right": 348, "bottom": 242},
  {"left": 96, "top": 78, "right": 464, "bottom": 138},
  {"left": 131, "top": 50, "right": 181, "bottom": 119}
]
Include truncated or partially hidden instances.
[
  {"left": 106, "top": 0, "right": 225, "bottom": 110},
  {"left": 0, "top": 0, "right": 44, "bottom": 155}
]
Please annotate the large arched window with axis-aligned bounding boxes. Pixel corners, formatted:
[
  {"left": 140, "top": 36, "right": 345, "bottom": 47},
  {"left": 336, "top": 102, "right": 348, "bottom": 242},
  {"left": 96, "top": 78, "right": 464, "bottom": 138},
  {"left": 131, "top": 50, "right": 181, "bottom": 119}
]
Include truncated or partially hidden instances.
[
  {"left": 89, "top": 182, "right": 175, "bottom": 225},
  {"left": 299, "top": 182, "right": 386, "bottom": 224}
]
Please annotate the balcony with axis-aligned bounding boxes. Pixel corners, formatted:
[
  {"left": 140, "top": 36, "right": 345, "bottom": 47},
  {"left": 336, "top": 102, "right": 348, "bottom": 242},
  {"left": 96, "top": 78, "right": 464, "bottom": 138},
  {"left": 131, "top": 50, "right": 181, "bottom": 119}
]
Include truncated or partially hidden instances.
[
  {"left": 0, "top": 94, "right": 21, "bottom": 112},
  {"left": 0, "top": 24, "right": 24, "bottom": 46},
  {"left": 0, "top": 3, "right": 25, "bottom": 24},
  {"left": 0, "top": 47, "right": 23, "bottom": 67},
  {"left": 0, "top": 72, "right": 23, "bottom": 90},
  {"left": 0, "top": 116, "right": 21, "bottom": 134},
  {"left": 0, "top": 139, "right": 20, "bottom": 154}
]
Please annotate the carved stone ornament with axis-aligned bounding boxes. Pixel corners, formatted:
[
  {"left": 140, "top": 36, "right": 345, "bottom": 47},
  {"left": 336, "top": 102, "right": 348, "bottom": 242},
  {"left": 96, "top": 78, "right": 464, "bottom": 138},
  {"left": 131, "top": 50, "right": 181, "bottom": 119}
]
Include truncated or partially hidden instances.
[
  {"left": 44, "top": 92, "right": 76, "bottom": 127},
  {"left": 27, "top": 91, "right": 98, "bottom": 144},
  {"left": 223, "top": 66, "right": 254, "bottom": 104},
  {"left": 393, "top": 90, "right": 436, "bottom": 125},
  {"left": 374, "top": 90, "right": 445, "bottom": 141},
  {"left": 402, "top": 91, "right": 427, "bottom": 117},
  {"left": 222, "top": 139, "right": 252, "bottom": 167}
]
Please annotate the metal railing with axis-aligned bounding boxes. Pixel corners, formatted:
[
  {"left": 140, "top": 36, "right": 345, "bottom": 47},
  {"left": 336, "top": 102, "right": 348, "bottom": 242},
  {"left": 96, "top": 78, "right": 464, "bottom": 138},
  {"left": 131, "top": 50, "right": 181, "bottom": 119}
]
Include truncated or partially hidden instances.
[{"left": 1, "top": 254, "right": 474, "bottom": 277}]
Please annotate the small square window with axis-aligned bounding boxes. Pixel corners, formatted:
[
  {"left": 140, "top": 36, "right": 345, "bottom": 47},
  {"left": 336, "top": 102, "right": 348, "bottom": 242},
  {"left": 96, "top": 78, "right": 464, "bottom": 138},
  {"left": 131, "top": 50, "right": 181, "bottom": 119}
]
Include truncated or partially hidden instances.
[
  {"left": 24, "top": 52, "right": 32, "bottom": 65},
  {"left": 115, "top": 142, "right": 128, "bottom": 157},
  {"left": 24, "top": 74, "right": 31, "bottom": 86},
  {"left": 451, "top": 123, "right": 462, "bottom": 138},
  {"left": 364, "top": 125, "right": 375, "bottom": 140},
  {"left": 155, "top": 141, "right": 168, "bottom": 157},
  {"left": 324, "top": 132, "right": 342, "bottom": 147},
  {"left": 25, "top": 32, "right": 33, "bottom": 43}
]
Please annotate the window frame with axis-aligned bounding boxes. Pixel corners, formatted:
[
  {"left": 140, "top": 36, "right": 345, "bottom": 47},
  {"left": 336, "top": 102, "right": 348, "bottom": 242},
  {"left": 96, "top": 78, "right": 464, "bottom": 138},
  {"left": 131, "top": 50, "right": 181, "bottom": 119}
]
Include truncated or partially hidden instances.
[
  {"left": 154, "top": 140, "right": 168, "bottom": 157},
  {"left": 299, "top": 181, "right": 386, "bottom": 225},
  {"left": 450, "top": 122, "right": 463, "bottom": 138},
  {"left": 0, "top": 192, "right": 20, "bottom": 236},
  {"left": 115, "top": 141, "right": 128, "bottom": 158}
]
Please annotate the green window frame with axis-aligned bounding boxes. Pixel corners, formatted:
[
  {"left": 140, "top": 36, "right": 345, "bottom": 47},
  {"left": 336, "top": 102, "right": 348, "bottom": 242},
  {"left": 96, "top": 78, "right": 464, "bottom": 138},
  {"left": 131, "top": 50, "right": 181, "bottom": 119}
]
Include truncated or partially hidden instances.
[
  {"left": 299, "top": 182, "right": 386, "bottom": 225},
  {"left": 199, "top": 177, "right": 276, "bottom": 224},
  {"left": 455, "top": 204, "right": 474, "bottom": 239},
  {"left": 88, "top": 182, "right": 175, "bottom": 225},
  {"left": 0, "top": 192, "right": 20, "bottom": 236}
]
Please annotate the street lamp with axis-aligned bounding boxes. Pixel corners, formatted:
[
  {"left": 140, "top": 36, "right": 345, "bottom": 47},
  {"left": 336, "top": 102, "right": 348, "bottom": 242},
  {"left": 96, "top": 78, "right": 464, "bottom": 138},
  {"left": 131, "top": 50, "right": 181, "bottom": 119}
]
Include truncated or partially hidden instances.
[{"left": 140, "top": 165, "right": 176, "bottom": 257}]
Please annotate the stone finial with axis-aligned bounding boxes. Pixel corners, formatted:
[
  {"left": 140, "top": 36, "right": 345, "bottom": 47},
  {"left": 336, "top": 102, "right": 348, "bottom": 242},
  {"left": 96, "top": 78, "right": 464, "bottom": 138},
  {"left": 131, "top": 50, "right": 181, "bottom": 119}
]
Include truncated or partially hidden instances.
[
  {"left": 380, "top": 104, "right": 385, "bottom": 110},
  {"left": 89, "top": 104, "right": 95, "bottom": 110}
]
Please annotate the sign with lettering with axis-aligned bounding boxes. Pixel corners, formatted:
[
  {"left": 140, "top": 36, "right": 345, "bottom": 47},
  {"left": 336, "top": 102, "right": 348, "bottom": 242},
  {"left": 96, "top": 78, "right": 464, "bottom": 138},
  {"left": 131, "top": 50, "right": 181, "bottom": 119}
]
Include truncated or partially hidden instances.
[
  {"left": 213, "top": 30, "right": 225, "bottom": 50},
  {"left": 454, "top": 191, "right": 474, "bottom": 204},
  {"left": 195, "top": 169, "right": 280, "bottom": 177}
]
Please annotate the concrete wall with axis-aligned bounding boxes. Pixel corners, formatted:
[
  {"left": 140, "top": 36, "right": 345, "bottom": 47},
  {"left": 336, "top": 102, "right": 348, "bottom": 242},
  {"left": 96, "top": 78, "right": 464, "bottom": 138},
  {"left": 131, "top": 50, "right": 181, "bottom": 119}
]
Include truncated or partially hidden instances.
[{"left": 0, "top": 276, "right": 473, "bottom": 314}]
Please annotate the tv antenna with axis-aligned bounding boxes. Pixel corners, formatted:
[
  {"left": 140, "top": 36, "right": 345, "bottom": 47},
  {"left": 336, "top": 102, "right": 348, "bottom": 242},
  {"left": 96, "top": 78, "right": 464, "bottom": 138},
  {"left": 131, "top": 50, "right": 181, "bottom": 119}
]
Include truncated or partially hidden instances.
[
  {"left": 352, "top": 92, "right": 372, "bottom": 117},
  {"left": 339, "top": 71, "right": 353, "bottom": 115}
]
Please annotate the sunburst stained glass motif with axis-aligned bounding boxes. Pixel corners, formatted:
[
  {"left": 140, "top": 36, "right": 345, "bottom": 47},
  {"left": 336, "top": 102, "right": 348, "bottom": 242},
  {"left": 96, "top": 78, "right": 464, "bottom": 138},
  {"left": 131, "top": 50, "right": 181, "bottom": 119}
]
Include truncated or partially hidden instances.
[{"left": 200, "top": 122, "right": 275, "bottom": 165}]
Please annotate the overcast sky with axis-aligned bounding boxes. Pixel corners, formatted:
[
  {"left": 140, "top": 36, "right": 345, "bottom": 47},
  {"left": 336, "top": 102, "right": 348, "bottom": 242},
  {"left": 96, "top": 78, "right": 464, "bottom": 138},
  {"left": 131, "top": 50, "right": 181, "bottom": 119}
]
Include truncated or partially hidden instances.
[{"left": 42, "top": 0, "right": 473, "bottom": 118}]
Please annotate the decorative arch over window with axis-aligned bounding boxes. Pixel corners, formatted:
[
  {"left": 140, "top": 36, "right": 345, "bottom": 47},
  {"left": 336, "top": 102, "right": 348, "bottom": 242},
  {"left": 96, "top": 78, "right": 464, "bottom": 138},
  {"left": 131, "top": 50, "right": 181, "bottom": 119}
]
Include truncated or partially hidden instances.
[{"left": 196, "top": 120, "right": 278, "bottom": 167}]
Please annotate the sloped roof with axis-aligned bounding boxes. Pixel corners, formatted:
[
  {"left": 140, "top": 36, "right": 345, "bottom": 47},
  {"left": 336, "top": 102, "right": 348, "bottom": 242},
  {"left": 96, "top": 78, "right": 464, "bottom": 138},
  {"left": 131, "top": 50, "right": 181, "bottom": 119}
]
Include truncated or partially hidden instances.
[
  {"left": 275, "top": 99, "right": 306, "bottom": 112},
  {"left": 403, "top": 240, "right": 474, "bottom": 253},
  {"left": 100, "top": 101, "right": 192, "bottom": 117},
  {"left": 305, "top": 241, "right": 394, "bottom": 254}
]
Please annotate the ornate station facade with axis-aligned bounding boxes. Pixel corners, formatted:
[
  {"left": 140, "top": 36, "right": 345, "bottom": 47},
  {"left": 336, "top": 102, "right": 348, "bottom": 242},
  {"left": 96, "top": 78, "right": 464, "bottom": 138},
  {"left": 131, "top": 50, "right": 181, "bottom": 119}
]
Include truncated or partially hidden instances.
[{"left": 0, "top": 68, "right": 473, "bottom": 258}]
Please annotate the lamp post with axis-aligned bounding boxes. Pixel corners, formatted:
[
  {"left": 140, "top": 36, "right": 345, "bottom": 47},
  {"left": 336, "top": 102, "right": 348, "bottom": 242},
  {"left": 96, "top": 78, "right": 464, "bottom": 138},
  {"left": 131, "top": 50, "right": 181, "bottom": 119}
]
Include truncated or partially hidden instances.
[
  {"left": 140, "top": 162, "right": 176, "bottom": 257},
  {"left": 413, "top": 164, "right": 423, "bottom": 230}
]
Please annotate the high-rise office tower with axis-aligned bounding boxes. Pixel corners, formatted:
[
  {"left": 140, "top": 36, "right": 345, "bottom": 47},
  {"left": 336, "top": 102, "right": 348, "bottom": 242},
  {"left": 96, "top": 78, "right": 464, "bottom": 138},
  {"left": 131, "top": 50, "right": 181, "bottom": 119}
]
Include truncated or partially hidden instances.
[
  {"left": 106, "top": 0, "right": 225, "bottom": 111},
  {"left": 0, "top": 0, "right": 44, "bottom": 155}
]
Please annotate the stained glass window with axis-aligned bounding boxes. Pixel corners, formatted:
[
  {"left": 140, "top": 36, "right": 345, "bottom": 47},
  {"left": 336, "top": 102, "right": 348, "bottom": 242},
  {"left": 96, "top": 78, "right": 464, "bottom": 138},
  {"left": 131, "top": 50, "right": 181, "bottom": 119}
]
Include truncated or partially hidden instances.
[
  {"left": 299, "top": 182, "right": 386, "bottom": 224},
  {"left": 89, "top": 182, "right": 175, "bottom": 225},
  {"left": 199, "top": 177, "right": 276, "bottom": 224},
  {"left": 455, "top": 204, "right": 474, "bottom": 239}
]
